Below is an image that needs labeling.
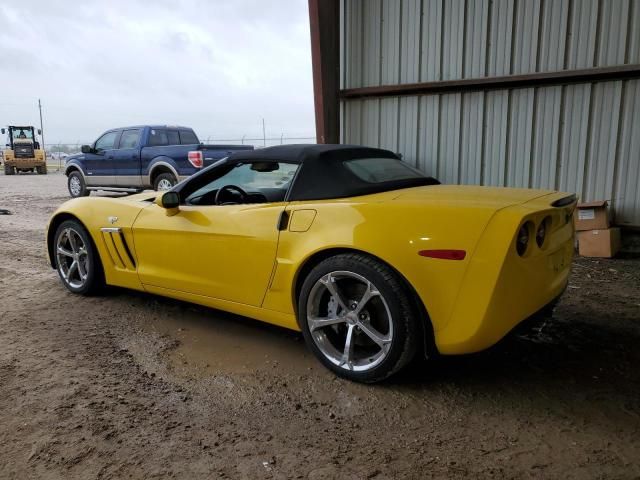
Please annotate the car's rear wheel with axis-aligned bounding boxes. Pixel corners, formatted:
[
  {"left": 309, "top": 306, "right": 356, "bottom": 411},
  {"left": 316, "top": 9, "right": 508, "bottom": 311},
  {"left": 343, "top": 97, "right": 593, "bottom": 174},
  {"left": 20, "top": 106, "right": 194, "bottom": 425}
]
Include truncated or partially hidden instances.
[
  {"left": 54, "top": 220, "right": 104, "bottom": 295},
  {"left": 298, "top": 253, "right": 419, "bottom": 383},
  {"left": 154, "top": 173, "right": 177, "bottom": 191},
  {"left": 36, "top": 165, "right": 47, "bottom": 174},
  {"left": 68, "top": 171, "right": 89, "bottom": 197}
]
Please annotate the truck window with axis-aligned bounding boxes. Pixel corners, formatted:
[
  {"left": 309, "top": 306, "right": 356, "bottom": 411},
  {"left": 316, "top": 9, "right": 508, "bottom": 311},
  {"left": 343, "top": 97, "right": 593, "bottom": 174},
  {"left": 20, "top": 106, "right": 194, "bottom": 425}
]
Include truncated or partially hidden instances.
[
  {"left": 179, "top": 130, "right": 199, "bottom": 145},
  {"left": 119, "top": 129, "right": 141, "bottom": 149},
  {"left": 167, "top": 130, "right": 180, "bottom": 145},
  {"left": 148, "top": 129, "right": 180, "bottom": 146},
  {"left": 95, "top": 131, "right": 119, "bottom": 151},
  {"left": 10, "top": 127, "right": 34, "bottom": 140},
  {"left": 148, "top": 129, "right": 168, "bottom": 146}
]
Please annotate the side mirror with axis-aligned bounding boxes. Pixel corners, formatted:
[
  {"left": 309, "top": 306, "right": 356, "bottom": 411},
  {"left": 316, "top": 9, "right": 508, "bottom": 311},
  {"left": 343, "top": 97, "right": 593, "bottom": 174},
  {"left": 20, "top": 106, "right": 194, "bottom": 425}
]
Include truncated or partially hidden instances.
[
  {"left": 0, "top": 128, "right": 5, "bottom": 134},
  {"left": 81, "top": 145, "right": 92, "bottom": 154},
  {"left": 37, "top": 129, "right": 42, "bottom": 135},
  {"left": 155, "top": 191, "right": 180, "bottom": 215},
  {"left": 161, "top": 191, "right": 180, "bottom": 208}
]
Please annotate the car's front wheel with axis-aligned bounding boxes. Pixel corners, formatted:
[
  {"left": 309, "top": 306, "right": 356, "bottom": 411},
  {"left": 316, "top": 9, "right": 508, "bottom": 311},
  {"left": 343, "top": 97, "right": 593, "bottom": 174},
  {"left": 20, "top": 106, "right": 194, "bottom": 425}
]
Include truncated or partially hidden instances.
[
  {"left": 298, "top": 253, "right": 420, "bottom": 383},
  {"left": 54, "top": 220, "right": 104, "bottom": 295}
]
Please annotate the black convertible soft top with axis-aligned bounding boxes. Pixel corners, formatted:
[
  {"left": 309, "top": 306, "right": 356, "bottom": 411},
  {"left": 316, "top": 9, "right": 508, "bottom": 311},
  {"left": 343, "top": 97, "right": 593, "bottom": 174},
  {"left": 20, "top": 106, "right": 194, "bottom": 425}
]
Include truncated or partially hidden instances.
[
  {"left": 226, "top": 143, "right": 389, "bottom": 164},
  {"left": 223, "top": 144, "right": 439, "bottom": 201}
]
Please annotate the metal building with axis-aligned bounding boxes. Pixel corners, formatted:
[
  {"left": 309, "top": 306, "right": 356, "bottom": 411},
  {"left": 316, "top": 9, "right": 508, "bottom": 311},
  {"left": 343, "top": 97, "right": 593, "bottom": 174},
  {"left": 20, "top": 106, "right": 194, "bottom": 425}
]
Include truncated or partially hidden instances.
[{"left": 309, "top": 0, "right": 640, "bottom": 227}]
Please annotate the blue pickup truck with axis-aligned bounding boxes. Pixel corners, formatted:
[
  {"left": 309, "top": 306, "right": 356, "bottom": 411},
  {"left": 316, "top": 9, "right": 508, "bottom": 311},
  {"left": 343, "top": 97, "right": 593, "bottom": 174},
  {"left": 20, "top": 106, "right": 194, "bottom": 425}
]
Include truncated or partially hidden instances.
[{"left": 64, "top": 125, "right": 253, "bottom": 197}]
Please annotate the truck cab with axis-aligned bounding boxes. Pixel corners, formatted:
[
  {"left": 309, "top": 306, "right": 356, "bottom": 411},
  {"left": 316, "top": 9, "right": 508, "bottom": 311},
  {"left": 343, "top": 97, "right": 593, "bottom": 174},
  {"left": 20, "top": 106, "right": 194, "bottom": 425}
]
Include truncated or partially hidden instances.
[{"left": 63, "top": 125, "right": 253, "bottom": 197}]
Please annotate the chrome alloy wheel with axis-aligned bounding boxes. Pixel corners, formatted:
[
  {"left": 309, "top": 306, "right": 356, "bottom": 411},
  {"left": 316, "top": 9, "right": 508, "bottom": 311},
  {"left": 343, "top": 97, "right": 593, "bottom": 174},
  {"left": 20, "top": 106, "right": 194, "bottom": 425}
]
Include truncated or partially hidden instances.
[
  {"left": 306, "top": 271, "right": 393, "bottom": 372},
  {"left": 69, "top": 176, "right": 82, "bottom": 196},
  {"left": 56, "top": 227, "right": 89, "bottom": 289},
  {"left": 157, "top": 178, "right": 173, "bottom": 190}
]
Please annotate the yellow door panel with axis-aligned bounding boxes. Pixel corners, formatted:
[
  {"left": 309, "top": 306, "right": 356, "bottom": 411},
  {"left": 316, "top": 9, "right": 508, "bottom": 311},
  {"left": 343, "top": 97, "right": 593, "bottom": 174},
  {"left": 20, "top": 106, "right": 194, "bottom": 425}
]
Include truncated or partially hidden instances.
[{"left": 133, "top": 202, "right": 285, "bottom": 306}]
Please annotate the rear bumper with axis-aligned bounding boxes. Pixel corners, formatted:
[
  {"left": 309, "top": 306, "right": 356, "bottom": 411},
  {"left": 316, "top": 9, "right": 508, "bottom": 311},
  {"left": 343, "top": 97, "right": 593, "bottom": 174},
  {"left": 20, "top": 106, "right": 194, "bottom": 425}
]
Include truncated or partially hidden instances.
[
  {"left": 435, "top": 194, "right": 575, "bottom": 354},
  {"left": 511, "top": 288, "right": 565, "bottom": 335}
]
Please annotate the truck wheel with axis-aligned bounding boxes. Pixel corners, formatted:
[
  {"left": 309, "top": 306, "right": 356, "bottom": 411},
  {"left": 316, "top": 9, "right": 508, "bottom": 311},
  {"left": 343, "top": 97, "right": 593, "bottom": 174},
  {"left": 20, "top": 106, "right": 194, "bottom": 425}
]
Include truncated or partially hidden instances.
[
  {"left": 4, "top": 165, "right": 14, "bottom": 175},
  {"left": 68, "top": 171, "right": 89, "bottom": 197},
  {"left": 36, "top": 165, "right": 47, "bottom": 174},
  {"left": 154, "top": 173, "right": 177, "bottom": 191}
]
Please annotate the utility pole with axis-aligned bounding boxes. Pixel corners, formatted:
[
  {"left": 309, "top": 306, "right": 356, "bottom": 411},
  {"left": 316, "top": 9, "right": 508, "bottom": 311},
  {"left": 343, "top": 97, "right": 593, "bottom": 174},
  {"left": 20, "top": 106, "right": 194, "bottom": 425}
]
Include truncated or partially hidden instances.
[
  {"left": 262, "top": 118, "right": 266, "bottom": 147},
  {"left": 38, "top": 99, "right": 45, "bottom": 151}
]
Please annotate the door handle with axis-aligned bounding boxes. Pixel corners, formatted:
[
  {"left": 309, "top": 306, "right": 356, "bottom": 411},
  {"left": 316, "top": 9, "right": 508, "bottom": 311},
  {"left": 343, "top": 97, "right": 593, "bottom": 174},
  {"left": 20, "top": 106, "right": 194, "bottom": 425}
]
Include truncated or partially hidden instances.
[{"left": 277, "top": 210, "right": 289, "bottom": 231}]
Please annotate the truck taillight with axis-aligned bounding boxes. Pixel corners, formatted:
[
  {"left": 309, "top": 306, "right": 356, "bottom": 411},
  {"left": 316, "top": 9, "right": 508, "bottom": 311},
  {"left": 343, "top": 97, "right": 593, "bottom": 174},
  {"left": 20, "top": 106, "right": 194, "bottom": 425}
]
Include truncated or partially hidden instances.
[{"left": 188, "top": 151, "right": 203, "bottom": 168}]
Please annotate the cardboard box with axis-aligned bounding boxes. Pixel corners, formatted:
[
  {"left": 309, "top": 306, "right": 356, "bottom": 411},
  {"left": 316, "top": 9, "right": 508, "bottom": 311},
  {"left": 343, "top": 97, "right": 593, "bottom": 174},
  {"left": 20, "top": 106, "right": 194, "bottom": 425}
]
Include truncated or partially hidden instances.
[
  {"left": 577, "top": 228, "right": 620, "bottom": 258},
  {"left": 574, "top": 200, "right": 610, "bottom": 231}
]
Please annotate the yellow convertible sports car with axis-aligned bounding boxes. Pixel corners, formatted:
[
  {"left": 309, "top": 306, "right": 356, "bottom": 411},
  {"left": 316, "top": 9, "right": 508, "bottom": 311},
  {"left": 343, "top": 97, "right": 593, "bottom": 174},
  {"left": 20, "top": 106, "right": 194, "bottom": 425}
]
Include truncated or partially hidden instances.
[{"left": 47, "top": 144, "right": 576, "bottom": 383}]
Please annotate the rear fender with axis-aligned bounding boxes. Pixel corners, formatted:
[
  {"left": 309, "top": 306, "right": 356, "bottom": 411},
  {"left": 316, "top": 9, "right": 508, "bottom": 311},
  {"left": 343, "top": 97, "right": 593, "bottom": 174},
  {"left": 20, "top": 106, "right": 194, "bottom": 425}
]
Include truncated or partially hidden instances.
[
  {"left": 146, "top": 157, "right": 181, "bottom": 186},
  {"left": 437, "top": 193, "right": 576, "bottom": 353},
  {"left": 262, "top": 200, "right": 495, "bottom": 336}
]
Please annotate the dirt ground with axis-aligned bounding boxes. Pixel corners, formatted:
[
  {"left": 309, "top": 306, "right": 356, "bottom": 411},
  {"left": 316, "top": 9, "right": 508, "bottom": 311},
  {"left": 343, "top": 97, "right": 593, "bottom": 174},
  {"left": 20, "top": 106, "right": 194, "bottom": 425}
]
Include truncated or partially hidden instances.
[{"left": 1, "top": 173, "right": 639, "bottom": 479}]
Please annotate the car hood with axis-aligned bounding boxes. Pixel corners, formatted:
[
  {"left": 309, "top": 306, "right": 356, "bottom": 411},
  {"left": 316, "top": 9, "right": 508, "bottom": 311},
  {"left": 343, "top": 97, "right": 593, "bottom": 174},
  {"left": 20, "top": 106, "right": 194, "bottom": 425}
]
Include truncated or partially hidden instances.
[{"left": 392, "top": 185, "right": 556, "bottom": 209}]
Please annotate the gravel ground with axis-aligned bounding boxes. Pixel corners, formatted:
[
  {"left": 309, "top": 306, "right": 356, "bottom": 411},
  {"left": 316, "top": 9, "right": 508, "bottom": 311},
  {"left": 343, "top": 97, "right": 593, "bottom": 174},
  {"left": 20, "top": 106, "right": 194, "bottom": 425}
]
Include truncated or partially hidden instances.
[{"left": 1, "top": 173, "right": 639, "bottom": 479}]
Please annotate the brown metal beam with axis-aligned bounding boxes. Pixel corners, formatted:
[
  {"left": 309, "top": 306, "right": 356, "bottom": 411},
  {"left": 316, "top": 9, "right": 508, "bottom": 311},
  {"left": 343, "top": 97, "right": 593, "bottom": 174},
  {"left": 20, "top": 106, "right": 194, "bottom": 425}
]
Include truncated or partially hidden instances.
[
  {"left": 308, "top": 0, "right": 340, "bottom": 144},
  {"left": 341, "top": 64, "right": 640, "bottom": 99}
]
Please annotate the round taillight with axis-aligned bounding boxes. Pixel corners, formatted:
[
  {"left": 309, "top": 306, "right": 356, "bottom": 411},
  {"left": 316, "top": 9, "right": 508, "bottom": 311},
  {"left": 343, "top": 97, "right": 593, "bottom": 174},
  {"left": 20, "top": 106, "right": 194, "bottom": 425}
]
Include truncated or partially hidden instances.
[
  {"left": 516, "top": 222, "right": 532, "bottom": 256},
  {"left": 536, "top": 217, "right": 551, "bottom": 247}
]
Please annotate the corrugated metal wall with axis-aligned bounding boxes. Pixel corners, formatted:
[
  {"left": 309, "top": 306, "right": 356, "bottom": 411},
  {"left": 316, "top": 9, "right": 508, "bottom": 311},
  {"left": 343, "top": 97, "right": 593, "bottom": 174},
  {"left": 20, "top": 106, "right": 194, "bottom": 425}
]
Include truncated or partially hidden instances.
[{"left": 340, "top": 0, "right": 640, "bottom": 227}]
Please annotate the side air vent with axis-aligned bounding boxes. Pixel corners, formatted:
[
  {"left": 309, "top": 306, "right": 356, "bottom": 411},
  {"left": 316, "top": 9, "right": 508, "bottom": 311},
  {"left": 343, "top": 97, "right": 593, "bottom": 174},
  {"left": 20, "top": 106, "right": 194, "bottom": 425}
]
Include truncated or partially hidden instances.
[{"left": 100, "top": 227, "right": 136, "bottom": 270}]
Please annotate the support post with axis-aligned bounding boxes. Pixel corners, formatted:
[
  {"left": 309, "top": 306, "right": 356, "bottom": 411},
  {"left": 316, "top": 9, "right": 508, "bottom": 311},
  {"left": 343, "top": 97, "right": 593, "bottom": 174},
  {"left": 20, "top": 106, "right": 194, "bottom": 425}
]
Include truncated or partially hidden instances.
[
  {"left": 38, "top": 98, "right": 45, "bottom": 152},
  {"left": 308, "top": 0, "right": 340, "bottom": 144}
]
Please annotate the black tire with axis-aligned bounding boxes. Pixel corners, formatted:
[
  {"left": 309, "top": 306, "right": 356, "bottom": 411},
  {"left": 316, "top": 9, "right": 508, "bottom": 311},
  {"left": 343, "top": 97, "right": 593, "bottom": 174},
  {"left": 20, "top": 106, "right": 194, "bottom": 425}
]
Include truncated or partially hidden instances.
[
  {"left": 4, "top": 165, "right": 14, "bottom": 175},
  {"left": 298, "top": 253, "right": 420, "bottom": 383},
  {"left": 36, "top": 165, "right": 47, "bottom": 174},
  {"left": 53, "top": 220, "right": 105, "bottom": 295},
  {"left": 154, "top": 172, "right": 177, "bottom": 191},
  {"left": 68, "top": 171, "right": 89, "bottom": 197}
]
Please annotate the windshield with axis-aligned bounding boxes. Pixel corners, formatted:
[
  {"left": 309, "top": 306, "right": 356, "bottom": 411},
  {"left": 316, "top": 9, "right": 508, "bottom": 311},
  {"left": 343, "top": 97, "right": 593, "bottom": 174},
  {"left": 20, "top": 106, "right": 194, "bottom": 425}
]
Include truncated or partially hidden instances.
[
  {"left": 185, "top": 161, "right": 299, "bottom": 205},
  {"left": 10, "top": 127, "right": 33, "bottom": 140}
]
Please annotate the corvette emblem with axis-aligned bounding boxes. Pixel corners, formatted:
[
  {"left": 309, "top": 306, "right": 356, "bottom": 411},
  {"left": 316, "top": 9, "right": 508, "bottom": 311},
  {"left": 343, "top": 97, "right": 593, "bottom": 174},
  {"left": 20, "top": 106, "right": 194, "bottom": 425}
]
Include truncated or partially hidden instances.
[{"left": 108, "top": 216, "right": 118, "bottom": 224}]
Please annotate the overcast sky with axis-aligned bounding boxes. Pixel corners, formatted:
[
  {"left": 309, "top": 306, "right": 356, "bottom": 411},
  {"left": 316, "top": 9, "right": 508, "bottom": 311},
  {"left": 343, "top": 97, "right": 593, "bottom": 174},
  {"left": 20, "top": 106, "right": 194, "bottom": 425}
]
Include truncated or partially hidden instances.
[{"left": 0, "top": 0, "right": 315, "bottom": 145}]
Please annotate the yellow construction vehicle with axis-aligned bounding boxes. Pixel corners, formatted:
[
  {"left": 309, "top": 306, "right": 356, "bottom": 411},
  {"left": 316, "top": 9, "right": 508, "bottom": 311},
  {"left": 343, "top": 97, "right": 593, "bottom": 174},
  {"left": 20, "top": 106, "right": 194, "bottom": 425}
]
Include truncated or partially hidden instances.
[{"left": 2, "top": 126, "right": 47, "bottom": 175}]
